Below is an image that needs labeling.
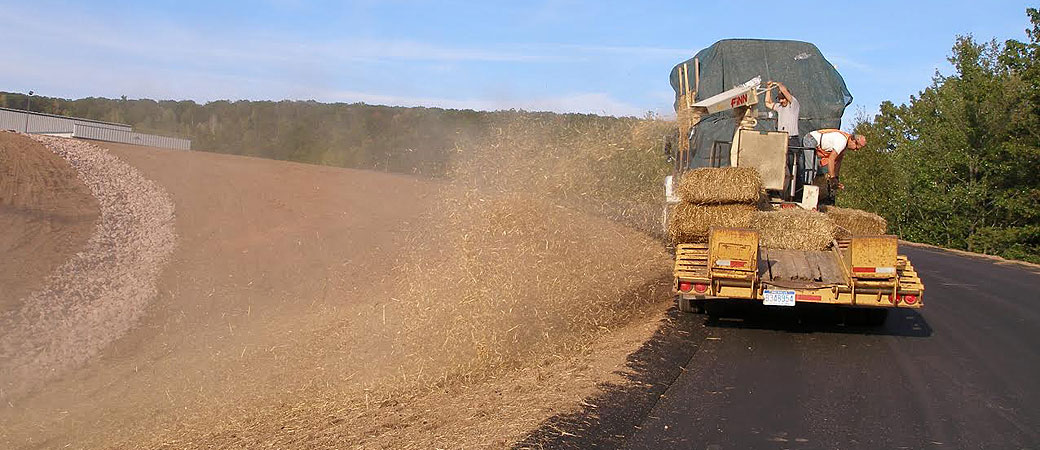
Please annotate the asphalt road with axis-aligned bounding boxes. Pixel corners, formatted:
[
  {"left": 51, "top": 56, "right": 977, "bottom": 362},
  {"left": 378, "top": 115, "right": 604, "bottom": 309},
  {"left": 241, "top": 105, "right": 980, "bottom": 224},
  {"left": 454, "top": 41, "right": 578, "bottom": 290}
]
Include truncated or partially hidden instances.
[{"left": 522, "top": 246, "right": 1039, "bottom": 449}]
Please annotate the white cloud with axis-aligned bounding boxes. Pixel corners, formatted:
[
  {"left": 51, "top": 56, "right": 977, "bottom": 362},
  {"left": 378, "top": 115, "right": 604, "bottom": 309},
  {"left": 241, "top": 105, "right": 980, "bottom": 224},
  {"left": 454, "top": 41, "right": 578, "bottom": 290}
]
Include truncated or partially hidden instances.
[
  {"left": 3, "top": 3, "right": 550, "bottom": 67},
  {"left": 0, "top": 48, "right": 644, "bottom": 116},
  {"left": 1, "top": 2, "right": 660, "bottom": 117}
]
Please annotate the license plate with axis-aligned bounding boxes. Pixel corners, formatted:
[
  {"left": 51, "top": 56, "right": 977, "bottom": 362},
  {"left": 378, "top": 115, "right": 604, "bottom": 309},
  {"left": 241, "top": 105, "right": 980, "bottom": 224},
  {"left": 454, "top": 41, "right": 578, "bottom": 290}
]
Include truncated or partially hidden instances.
[{"left": 763, "top": 289, "right": 796, "bottom": 306}]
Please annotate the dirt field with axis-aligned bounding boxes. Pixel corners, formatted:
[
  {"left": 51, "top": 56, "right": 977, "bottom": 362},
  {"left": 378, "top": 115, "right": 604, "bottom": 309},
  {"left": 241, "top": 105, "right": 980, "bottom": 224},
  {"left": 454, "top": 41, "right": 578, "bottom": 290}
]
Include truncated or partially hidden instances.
[
  {"left": 0, "top": 135, "right": 673, "bottom": 448},
  {"left": 0, "top": 133, "right": 98, "bottom": 312},
  {"left": 2, "top": 134, "right": 177, "bottom": 400}
]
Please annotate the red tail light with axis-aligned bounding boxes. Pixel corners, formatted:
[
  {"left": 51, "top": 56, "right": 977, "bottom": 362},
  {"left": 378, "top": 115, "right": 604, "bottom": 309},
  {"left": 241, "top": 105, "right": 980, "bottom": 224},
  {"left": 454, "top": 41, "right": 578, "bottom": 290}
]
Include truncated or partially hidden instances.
[
  {"left": 903, "top": 294, "right": 918, "bottom": 305},
  {"left": 679, "top": 281, "right": 693, "bottom": 292},
  {"left": 694, "top": 283, "right": 708, "bottom": 293}
]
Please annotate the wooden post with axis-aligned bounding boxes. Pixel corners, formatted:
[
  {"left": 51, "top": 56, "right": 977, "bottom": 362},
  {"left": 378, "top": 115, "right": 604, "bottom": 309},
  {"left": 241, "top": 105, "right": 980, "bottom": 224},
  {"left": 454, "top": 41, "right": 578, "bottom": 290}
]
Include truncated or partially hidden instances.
[
  {"left": 676, "top": 58, "right": 702, "bottom": 174},
  {"left": 682, "top": 63, "right": 690, "bottom": 102},
  {"left": 694, "top": 58, "right": 700, "bottom": 97},
  {"left": 679, "top": 64, "right": 686, "bottom": 99}
]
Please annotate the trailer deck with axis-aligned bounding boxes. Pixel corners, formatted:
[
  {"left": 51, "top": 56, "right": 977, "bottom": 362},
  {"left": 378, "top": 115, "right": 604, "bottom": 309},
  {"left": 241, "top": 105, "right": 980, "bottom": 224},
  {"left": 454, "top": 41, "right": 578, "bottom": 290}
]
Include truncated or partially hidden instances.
[
  {"left": 758, "top": 248, "right": 845, "bottom": 287},
  {"left": 673, "top": 231, "right": 924, "bottom": 313}
]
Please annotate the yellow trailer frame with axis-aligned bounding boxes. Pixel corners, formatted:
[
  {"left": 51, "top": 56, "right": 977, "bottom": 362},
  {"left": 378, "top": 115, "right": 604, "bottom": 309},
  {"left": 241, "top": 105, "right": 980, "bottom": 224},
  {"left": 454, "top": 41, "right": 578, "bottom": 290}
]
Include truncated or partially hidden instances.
[{"left": 673, "top": 228, "right": 924, "bottom": 311}]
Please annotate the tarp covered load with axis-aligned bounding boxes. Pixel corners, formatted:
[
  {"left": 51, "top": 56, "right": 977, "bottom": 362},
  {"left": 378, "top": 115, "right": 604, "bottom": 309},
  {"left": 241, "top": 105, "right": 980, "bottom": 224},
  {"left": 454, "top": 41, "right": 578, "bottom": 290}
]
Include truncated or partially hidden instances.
[{"left": 671, "top": 39, "right": 853, "bottom": 168}]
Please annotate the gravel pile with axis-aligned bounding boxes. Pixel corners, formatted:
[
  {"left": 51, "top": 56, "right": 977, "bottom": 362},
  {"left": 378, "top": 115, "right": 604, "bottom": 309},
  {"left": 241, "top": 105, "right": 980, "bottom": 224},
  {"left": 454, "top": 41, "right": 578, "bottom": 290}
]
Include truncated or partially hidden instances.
[{"left": 0, "top": 136, "right": 176, "bottom": 399}]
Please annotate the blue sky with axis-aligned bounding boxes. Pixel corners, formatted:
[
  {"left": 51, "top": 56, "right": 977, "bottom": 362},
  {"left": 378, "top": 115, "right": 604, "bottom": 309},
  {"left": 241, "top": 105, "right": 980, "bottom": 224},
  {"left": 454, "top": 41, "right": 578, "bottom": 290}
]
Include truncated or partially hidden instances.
[{"left": 1, "top": 1, "right": 1034, "bottom": 122}]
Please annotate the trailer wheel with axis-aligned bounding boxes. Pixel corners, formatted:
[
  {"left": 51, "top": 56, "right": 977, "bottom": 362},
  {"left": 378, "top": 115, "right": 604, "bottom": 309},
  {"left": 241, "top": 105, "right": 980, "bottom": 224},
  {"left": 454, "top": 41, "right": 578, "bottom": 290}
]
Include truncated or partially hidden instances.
[
  {"left": 677, "top": 296, "right": 695, "bottom": 313},
  {"left": 846, "top": 308, "right": 889, "bottom": 327},
  {"left": 864, "top": 309, "right": 889, "bottom": 327}
]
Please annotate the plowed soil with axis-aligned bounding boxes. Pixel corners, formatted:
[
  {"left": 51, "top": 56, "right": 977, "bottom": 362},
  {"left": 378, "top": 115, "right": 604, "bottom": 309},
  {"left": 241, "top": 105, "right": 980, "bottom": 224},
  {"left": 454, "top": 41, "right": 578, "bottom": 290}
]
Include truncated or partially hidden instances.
[
  {"left": 0, "top": 141, "right": 439, "bottom": 447},
  {"left": 0, "top": 133, "right": 98, "bottom": 311}
]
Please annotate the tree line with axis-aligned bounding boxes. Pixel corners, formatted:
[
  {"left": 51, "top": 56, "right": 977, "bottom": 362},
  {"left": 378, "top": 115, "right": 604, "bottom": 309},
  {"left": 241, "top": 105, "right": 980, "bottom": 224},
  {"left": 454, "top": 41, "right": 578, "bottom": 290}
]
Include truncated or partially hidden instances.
[
  {"left": 0, "top": 93, "right": 521, "bottom": 177},
  {"left": 0, "top": 93, "right": 647, "bottom": 179},
  {"left": 842, "top": 8, "right": 1040, "bottom": 263}
]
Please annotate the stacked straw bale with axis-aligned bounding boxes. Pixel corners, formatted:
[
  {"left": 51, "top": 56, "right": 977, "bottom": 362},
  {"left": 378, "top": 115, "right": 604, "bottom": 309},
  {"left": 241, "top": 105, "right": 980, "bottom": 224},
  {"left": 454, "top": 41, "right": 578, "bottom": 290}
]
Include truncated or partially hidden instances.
[
  {"left": 675, "top": 167, "right": 762, "bottom": 204},
  {"left": 824, "top": 206, "right": 888, "bottom": 238},
  {"left": 752, "top": 208, "right": 837, "bottom": 251},
  {"left": 669, "top": 203, "right": 756, "bottom": 243},
  {"left": 668, "top": 167, "right": 762, "bottom": 244}
]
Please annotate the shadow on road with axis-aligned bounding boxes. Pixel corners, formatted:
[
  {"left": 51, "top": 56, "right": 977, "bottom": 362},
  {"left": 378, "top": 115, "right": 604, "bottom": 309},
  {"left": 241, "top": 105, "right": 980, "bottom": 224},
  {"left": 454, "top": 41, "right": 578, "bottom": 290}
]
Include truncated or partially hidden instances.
[
  {"left": 514, "top": 302, "right": 932, "bottom": 448},
  {"left": 701, "top": 300, "right": 933, "bottom": 338}
]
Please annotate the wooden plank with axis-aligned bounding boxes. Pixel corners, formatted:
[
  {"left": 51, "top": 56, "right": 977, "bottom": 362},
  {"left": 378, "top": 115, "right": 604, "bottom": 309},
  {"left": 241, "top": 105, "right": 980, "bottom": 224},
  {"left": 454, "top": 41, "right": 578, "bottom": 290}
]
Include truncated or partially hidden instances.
[
  {"left": 816, "top": 251, "right": 847, "bottom": 284},
  {"left": 769, "top": 249, "right": 799, "bottom": 280},
  {"left": 759, "top": 247, "right": 774, "bottom": 280},
  {"left": 791, "top": 251, "right": 815, "bottom": 280},
  {"left": 807, "top": 252, "right": 824, "bottom": 281},
  {"left": 794, "top": 251, "right": 813, "bottom": 280},
  {"left": 767, "top": 249, "right": 787, "bottom": 280},
  {"left": 765, "top": 249, "right": 845, "bottom": 283}
]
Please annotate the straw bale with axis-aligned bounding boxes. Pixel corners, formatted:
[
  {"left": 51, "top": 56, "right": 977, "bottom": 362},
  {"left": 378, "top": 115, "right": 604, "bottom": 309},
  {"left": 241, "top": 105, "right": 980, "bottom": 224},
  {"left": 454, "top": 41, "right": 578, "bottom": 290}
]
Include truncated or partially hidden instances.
[
  {"left": 676, "top": 167, "right": 762, "bottom": 205},
  {"left": 825, "top": 206, "right": 888, "bottom": 238},
  {"left": 752, "top": 208, "right": 837, "bottom": 251},
  {"left": 668, "top": 203, "right": 756, "bottom": 244}
]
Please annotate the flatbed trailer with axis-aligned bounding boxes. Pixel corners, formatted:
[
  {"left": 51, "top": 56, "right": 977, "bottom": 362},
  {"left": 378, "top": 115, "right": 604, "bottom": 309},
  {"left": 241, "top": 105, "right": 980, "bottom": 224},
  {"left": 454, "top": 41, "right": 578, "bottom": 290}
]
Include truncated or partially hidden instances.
[{"left": 674, "top": 228, "right": 924, "bottom": 323}]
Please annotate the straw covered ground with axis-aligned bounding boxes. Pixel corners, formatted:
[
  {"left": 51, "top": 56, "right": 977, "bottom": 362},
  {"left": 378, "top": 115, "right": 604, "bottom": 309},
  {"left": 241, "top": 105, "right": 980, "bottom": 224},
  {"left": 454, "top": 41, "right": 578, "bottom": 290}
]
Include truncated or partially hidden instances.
[
  {"left": 182, "top": 113, "right": 678, "bottom": 448},
  {"left": 121, "top": 186, "right": 673, "bottom": 449},
  {"left": 0, "top": 113, "right": 678, "bottom": 449}
]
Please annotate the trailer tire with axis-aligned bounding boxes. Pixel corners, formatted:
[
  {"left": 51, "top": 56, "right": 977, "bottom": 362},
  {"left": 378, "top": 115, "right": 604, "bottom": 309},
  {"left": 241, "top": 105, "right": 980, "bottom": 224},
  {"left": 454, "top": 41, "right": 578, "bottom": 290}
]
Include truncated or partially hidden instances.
[
  {"left": 677, "top": 296, "right": 695, "bottom": 313},
  {"left": 847, "top": 308, "right": 889, "bottom": 327},
  {"left": 864, "top": 309, "right": 889, "bottom": 327}
]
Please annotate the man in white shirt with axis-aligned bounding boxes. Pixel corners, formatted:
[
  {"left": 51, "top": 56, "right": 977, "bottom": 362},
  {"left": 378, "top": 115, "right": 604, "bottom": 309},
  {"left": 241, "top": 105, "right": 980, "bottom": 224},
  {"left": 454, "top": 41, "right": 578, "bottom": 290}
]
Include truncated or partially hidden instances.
[
  {"left": 802, "top": 129, "right": 866, "bottom": 204},
  {"left": 765, "top": 81, "right": 800, "bottom": 148}
]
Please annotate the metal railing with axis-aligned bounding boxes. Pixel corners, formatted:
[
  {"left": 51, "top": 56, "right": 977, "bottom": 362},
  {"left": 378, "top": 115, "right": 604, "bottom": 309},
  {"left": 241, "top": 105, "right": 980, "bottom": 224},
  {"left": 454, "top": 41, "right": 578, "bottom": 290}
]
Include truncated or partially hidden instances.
[
  {"left": 72, "top": 124, "right": 191, "bottom": 150},
  {"left": 0, "top": 107, "right": 190, "bottom": 150},
  {"left": 0, "top": 107, "right": 132, "bottom": 133}
]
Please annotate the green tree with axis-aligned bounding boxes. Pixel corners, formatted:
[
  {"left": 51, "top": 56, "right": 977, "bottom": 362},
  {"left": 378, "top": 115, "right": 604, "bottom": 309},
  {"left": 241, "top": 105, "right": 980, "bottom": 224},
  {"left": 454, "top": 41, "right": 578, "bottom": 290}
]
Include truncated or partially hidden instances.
[{"left": 843, "top": 8, "right": 1040, "bottom": 262}]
